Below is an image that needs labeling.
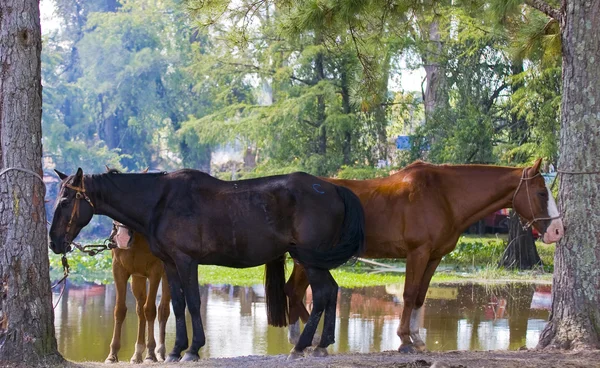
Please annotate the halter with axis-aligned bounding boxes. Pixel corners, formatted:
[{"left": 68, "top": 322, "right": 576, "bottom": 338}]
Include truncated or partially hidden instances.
[
  {"left": 512, "top": 167, "right": 560, "bottom": 230},
  {"left": 64, "top": 178, "right": 95, "bottom": 247}
]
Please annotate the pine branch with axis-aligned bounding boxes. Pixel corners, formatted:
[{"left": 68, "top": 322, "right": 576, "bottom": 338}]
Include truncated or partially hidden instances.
[{"left": 524, "top": 0, "right": 562, "bottom": 23}]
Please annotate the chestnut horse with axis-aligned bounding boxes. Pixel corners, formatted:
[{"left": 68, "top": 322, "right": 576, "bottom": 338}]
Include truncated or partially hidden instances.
[
  {"left": 49, "top": 169, "right": 365, "bottom": 361},
  {"left": 285, "top": 159, "right": 563, "bottom": 353},
  {"left": 104, "top": 220, "right": 171, "bottom": 363}
]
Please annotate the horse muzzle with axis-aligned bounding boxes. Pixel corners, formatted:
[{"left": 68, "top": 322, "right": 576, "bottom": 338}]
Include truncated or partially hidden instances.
[{"left": 542, "top": 218, "right": 564, "bottom": 244}]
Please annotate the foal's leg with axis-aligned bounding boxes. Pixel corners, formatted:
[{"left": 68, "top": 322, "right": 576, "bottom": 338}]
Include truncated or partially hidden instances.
[
  {"left": 163, "top": 260, "right": 188, "bottom": 362},
  {"left": 130, "top": 275, "right": 148, "bottom": 364},
  {"left": 397, "top": 249, "right": 429, "bottom": 353},
  {"left": 288, "top": 267, "right": 336, "bottom": 360},
  {"left": 142, "top": 272, "right": 162, "bottom": 363},
  {"left": 410, "top": 257, "right": 442, "bottom": 352},
  {"left": 105, "top": 263, "right": 129, "bottom": 364},
  {"left": 284, "top": 263, "right": 310, "bottom": 345},
  {"left": 176, "top": 256, "right": 205, "bottom": 362},
  {"left": 156, "top": 273, "right": 171, "bottom": 361}
]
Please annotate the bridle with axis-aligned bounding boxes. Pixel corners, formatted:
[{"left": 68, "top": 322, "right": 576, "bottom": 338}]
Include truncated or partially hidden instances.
[
  {"left": 512, "top": 167, "right": 561, "bottom": 230},
  {"left": 63, "top": 178, "right": 95, "bottom": 249}
]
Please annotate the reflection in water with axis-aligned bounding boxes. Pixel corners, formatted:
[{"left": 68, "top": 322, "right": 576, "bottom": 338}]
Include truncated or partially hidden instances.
[{"left": 53, "top": 281, "right": 551, "bottom": 362}]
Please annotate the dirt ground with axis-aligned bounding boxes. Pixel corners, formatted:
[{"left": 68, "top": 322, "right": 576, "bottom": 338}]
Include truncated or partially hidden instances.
[{"left": 68, "top": 349, "right": 600, "bottom": 368}]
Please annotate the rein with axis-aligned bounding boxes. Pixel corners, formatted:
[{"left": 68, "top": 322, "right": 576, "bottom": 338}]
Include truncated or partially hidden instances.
[{"left": 512, "top": 168, "right": 561, "bottom": 230}]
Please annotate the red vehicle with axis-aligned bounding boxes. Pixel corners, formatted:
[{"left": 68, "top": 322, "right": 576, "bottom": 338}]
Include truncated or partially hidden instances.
[{"left": 469, "top": 208, "right": 540, "bottom": 239}]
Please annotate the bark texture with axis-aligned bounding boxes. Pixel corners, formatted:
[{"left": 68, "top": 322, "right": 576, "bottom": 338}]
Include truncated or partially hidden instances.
[
  {"left": 537, "top": 0, "right": 600, "bottom": 350},
  {"left": 0, "top": 0, "right": 63, "bottom": 364}
]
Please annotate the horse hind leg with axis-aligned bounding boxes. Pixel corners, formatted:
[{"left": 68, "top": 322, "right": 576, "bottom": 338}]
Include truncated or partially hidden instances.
[
  {"left": 156, "top": 273, "right": 171, "bottom": 361},
  {"left": 105, "top": 264, "right": 129, "bottom": 364},
  {"left": 130, "top": 275, "right": 148, "bottom": 364},
  {"left": 312, "top": 270, "right": 338, "bottom": 358},
  {"left": 288, "top": 267, "right": 336, "bottom": 360}
]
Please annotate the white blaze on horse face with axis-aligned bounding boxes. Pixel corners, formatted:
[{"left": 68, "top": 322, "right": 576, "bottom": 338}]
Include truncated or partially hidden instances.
[
  {"left": 114, "top": 224, "right": 132, "bottom": 249},
  {"left": 543, "top": 184, "right": 564, "bottom": 244}
]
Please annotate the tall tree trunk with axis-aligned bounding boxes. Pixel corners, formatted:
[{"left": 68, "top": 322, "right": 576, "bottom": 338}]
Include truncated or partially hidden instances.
[
  {"left": 537, "top": 0, "right": 600, "bottom": 350},
  {"left": 501, "top": 211, "right": 542, "bottom": 270},
  {"left": 340, "top": 68, "right": 352, "bottom": 165},
  {"left": 422, "top": 13, "right": 447, "bottom": 120},
  {"left": 315, "top": 49, "right": 327, "bottom": 156},
  {"left": 0, "top": 0, "right": 63, "bottom": 364}
]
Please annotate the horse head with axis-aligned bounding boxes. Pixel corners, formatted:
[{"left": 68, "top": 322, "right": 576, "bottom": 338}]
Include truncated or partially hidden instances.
[
  {"left": 512, "top": 158, "right": 564, "bottom": 244},
  {"left": 49, "top": 168, "right": 95, "bottom": 254},
  {"left": 109, "top": 221, "right": 135, "bottom": 250}
]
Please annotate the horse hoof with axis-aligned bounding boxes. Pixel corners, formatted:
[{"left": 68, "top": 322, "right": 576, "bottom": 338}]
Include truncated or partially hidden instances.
[
  {"left": 130, "top": 356, "right": 143, "bottom": 364},
  {"left": 181, "top": 352, "right": 200, "bottom": 362},
  {"left": 165, "top": 354, "right": 180, "bottom": 363},
  {"left": 144, "top": 355, "right": 158, "bottom": 363},
  {"left": 414, "top": 342, "right": 427, "bottom": 352},
  {"left": 398, "top": 343, "right": 418, "bottom": 354},
  {"left": 287, "top": 348, "right": 304, "bottom": 360},
  {"left": 104, "top": 355, "right": 118, "bottom": 364},
  {"left": 311, "top": 347, "right": 328, "bottom": 357}
]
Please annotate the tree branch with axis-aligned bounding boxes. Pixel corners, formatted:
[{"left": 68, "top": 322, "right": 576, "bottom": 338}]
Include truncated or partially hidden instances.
[{"left": 524, "top": 0, "right": 562, "bottom": 22}]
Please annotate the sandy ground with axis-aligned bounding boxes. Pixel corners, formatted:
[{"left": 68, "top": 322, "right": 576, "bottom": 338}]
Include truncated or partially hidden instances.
[{"left": 64, "top": 349, "right": 600, "bottom": 368}]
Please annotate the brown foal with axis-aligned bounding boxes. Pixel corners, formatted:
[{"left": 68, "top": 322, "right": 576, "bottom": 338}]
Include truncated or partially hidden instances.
[{"left": 104, "top": 221, "right": 171, "bottom": 363}]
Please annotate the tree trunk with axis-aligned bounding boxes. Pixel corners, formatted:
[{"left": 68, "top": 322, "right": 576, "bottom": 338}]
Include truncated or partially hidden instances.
[
  {"left": 422, "top": 14, "right": 448, "bottom": 120},
  {"left": 0, "top": 0, "right": 63, "bottom": 364},
  {"left": 500, "top": 211, "right": 542, "bottom": 270},
  {"left": 537, "top": 0, "right": 600, "bottom": 350}
]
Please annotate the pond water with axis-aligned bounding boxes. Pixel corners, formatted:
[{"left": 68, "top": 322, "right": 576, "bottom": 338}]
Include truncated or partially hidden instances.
[{"left": 53, "top": 281, "right": 551, "bottom": 362}]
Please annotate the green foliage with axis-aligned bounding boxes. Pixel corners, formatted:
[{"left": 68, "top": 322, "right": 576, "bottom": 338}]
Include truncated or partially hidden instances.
[
  {"left": 335, "top": 166, "right": 389, "bottom": 180},
  {"left": 442, "top": 237, "right": 507, "bottom": 267}
]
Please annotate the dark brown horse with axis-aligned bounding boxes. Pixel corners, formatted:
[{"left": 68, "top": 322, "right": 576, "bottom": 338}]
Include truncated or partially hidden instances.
[
  {"left": 48, "top": 168, "right": 365, "bottom": 361},
  {"left": 104, "top": 220, "right": 171, "bottom": 364},
  {"left": 285, "top": 159, "right": 563, "bottom": 353}
]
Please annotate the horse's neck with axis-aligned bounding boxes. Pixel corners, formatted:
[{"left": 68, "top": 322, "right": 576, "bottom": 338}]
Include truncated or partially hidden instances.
[
  {"left": 443, "top": 166, "right": 522, "bottom": 231},
  {"left": 85, "top": 175, "right": 159, "bottom": 235}
]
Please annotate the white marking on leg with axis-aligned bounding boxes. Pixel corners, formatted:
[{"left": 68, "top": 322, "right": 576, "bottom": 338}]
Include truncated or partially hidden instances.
[{"left": 410, "top": 307, "right": 424, "bottom": 345}]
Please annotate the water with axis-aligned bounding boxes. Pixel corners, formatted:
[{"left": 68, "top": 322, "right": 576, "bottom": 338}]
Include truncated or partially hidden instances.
[{"left": 52, "top": 281, "right": 551, "bottom": 362}]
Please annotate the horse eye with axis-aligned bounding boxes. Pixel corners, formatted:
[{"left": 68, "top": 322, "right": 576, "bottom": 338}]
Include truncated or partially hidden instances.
[
  {"left": 538, "top": 191, "right": 548, "bottom": 198},
  {"left": 59, "top": 200, "right": 69, "bottom": 208}
]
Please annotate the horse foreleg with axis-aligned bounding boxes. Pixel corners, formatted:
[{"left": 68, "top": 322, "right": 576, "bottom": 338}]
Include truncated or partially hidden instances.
[
  {"left": 143, "top": 272, "right": 161, "bottom": 363},
  {"left": 288, "top": 268, "right": 334, "bottom": 360},
  {"left": 398, "top": 249, "right": 429, "bottom": 354},
  {"left": 163, "top": 259, "right": 187, "bottom": 362},
  {"left": 156, "top": 273, "right": 171, "bottom": 361},
  {"left": 284, "top": 263, "right": 310, "bottom": 345},
  {"left": 176, "top": 256, "right": 204, "bottom": 362},
  {"left": 410, "top": 257, "right": 442, "bottom": 352},
  {"left": 130, "top": 275, "right": 148, "bottom": 364},
  {"left": 105, "top": 263, "right": 129, "bottom": 364}
]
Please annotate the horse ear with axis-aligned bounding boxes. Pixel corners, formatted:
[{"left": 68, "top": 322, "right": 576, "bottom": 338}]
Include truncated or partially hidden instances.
[
  {"left": 531, "top": 158, "right": 543, "bottom": 173},
  {"left": 105, "top": 165, "right": 111, "bottom": 172},
  {"left": 142, "top": 167, "right": 149, "bottom": 173},
  {"left": 54, "top": 169, "right": 68, "bottom": 180},
  {"left": 74, "top": 168, "right": 84, "bottom": 182}
]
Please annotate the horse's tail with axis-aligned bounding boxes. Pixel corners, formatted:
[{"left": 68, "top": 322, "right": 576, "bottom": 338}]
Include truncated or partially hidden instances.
[
  {"left": 265, "top": 255, "right": 288, "bottom": 327},
  {"left": 289, "top": 185, "right": 366, "bottom": 270}
]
